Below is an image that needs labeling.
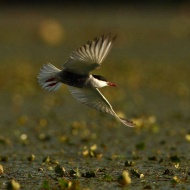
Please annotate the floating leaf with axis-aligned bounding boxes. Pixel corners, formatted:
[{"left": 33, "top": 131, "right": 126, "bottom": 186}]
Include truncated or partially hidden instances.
[
  {"left": 42, "top": 156, "right": 51, "bottom": 164},
  {"left": 130, "top": 169, "right": 141, "bottom": 178},
  {"left": 172, "top": 176, "right": 181, "bottom": 183},
  {"left": 55, "top": 165, "right": 65, "bottom": 177},
  {"left": 0, "top": 165, "right": 3, "bottom": 175},
  {"left": 27, "top": 154, "right": 35, "bottom": 162},
  {"left": 7, "top": 179, "right": 20, "bottom": 190},
  {"left": 125, "top": 161, "right": 135, "bottom": 167},
  {"left": 118, "top": 170, "right": 131, "bottom": 186}
]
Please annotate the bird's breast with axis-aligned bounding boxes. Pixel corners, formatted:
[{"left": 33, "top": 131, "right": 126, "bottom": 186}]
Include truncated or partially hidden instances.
[{"left": 58, "top": 70, "right": 90, "bottom": 88}]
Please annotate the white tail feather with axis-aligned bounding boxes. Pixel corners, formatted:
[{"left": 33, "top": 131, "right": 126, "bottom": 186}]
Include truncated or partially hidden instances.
[{"left": 38, "top": 63, "right": 62, "bottom": 91}]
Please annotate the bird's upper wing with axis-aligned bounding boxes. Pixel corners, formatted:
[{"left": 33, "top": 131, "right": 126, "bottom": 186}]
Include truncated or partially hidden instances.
[
  {"left": 63, "top": 34, "right": 116, "bottom": 75},
  {"left": 68, "top": 86, "right": 135, "bottom": 127}
]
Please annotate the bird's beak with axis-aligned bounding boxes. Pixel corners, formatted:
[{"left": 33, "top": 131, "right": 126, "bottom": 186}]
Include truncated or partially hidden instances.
[{"left": 108, "top": 82, "right": 116, "bottom": 87}]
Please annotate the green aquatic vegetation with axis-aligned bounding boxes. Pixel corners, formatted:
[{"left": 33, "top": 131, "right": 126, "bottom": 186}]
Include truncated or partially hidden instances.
[
  {"left": 40, "top": 180, "right": 51, "bottom": 190},
  {"left": 170, "top": 155, "right": 181, "bottom": 163},
  {"left": 102, "top": 174, "right": 113, "bottom": 182},
  {"left": 58, "top": 179, "right": 81, "bottom": 190}
]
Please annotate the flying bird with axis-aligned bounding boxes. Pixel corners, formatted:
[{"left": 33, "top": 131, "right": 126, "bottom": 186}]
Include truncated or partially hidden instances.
[{"left": 38, "top": 34, "right": 135, "bottom": 127}]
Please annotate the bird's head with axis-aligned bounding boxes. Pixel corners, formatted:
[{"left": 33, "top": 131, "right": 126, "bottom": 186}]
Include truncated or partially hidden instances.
[{"left": 92, "top": 75, "right": 116, "bottom": 88}]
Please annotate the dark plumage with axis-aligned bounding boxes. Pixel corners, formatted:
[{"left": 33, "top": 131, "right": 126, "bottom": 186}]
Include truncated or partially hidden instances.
[
  {"left": 58, "top": 70, "right": 89, "bottom": 88},
  {"left": 92, "top": 75, "right": 108, "bottom": 82}
]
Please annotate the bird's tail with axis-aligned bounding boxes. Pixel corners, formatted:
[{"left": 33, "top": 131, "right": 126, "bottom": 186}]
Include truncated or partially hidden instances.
[{"left": 38, "top": 63, "right": 62, "bottom": 91}]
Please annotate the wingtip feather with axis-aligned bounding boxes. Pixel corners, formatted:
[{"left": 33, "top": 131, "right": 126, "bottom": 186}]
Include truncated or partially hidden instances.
[{"left": 119, "top": 117, "right": 136, "bottom": 127}]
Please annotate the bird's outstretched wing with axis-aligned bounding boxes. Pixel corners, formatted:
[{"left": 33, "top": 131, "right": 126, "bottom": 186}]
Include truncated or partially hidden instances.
[
  {"left": 68, "top": 86, "right": 135, "bottom": 127},
  {"left": 63, "top": 34, "right": 116, "bottom": 75}
]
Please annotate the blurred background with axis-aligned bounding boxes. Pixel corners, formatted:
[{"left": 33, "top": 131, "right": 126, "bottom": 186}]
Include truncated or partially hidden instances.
[
  {"left": 0, "top": 1, "right": 190, "bottom": 123},
  {"left": 0, "top": 1, "right": 190, "bottom": 189}
]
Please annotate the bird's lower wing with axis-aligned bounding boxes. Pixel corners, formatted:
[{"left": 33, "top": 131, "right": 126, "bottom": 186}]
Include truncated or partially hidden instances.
[
  {"left": 63, "top": 34, "right": 116, "bottom": 75},
  {"left": 68, "top": 86, "right": 135, "bottom": 127}
]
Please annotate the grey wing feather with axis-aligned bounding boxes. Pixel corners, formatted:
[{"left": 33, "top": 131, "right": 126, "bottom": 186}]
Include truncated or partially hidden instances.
[
  {"left": 68, "top": 86, "right": 135, "bottom": 127},
  {"left": 63, "top": 34, "right": 117, "bottom": 75}
]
